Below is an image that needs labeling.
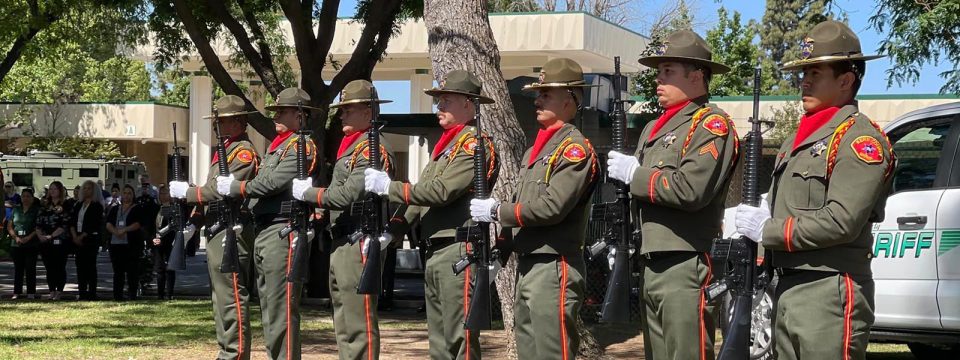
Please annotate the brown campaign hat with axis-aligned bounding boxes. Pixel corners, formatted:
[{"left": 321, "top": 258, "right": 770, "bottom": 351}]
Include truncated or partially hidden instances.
[
  {"left": 781, "top": 20, "right": 883, "bottom": 71},
  {"left": 265, "top": 87, "right": 320, "bottom": 111},
  {"left": 329, "top": 80, "right": 393, "bottom": 108},
  {"left": 522, "top": 58, "right": 599, "bottom": 91},
  {"left": 424, "top": 70, "right": 495, "bottom": 104},
  {"left": 202, "top": 95, "right": 259, "bottom": 119},
  {"left": 638, "top": 30, "right": 730, "bottom": 74}
]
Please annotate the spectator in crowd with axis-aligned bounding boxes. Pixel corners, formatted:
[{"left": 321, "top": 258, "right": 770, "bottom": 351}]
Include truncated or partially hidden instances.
[
  {"left": 37, "top": 181, "right": 73, "bottom": 300},
  {"left": 150, "top": 185, "right": 197, "bottom": 300},
  {"left": 97, "top": 180, "right": 111, "bottom": 202},
  {"left": 72, "top": 180, "right": 104, "bottom": 300},
  {"left": 4, "top": 181, "right": 21, "bottom": 223},
  {"left": 9, "top": 188, "right": 39, "bottom": 299},
  {"left": 106, "top": 184, "right": 144, "bottom": 301},
  {"left": 72, "top": 185, "right": 81, "bottom": 201},
  {"left": 138, "top": 174, "right": 159, "bottom": 200}
]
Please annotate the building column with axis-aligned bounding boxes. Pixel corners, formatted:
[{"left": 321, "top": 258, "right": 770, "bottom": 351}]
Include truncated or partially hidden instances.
[
  {"left": 407, "top": 71, "right": 433, "bottom": 184},
  {"left": 189, "top": 76, "right": 213, "bottom": 185},
  {"left": 247, "top": 84, "right": 269, "bottom": 154}
]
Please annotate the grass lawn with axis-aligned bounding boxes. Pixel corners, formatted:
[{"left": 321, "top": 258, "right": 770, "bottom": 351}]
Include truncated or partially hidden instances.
[{"left": 0, "top": 299, "right": 916, "bottom": 359}]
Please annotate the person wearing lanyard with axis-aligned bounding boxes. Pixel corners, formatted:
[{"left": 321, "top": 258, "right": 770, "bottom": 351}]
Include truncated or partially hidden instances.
[
  {"left": 150, "top": 185, "right": 198, "bottom": 300},
  {"left": 106, "top": 184, "right": 144, "bottom": 301},
  {"left": 9, "top": 188, "right": 39, "bottom": 300},
  {"left": 37, "top": 181, "right": 72, "bottom": 300},
  {"left": 72, "top": 180, "right": 105, "bottom": 301}
]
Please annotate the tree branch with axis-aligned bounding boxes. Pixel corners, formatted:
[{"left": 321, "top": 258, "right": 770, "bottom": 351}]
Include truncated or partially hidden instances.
[
  {"left": 278, "top": 0, "right": 327, "bottom": 97},
  {"left": 172, "top": 0, "right": 276, "bottom": 139},
  {"left": 236, "top": 0, "right": 282, "bottom": 95},
  {"left": 329, "top": 0, "right": 404, "bottom": 100},
  {"left": 315, "top": 0, "right": 341, "bottom": 60},
  {"left": 206, "top": 0, "right": 285, "bottom": 96}
]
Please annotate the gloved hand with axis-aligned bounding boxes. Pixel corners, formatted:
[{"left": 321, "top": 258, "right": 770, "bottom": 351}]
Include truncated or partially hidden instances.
[
  {"left": 168, "top": 181, "right": 189, "bottom": 199},
  {"left": 607, "top": 247, "right": 617, "bottom": 271},
  {"left": 470, "top": 198, "right": 499, "bottom": 222},
  {"left": 182, "top": 224, "right": 197, "bottom": 242},
  {"left": 607, "top": 151, "right": 640, "bottom": 183},
  {"left": 362, "top": 233, "right": 393, "bottom": 257},
  {"left": 292, "top": 177, "right": 312, "bottom": 201},
  {"left": 364, "top": 168, "right": 391, "bottom": 196},
  {"left": 216, "top": 175, "right": 235, "bottom": 196},
  {"left": 734, "top": 199, "right": 771, "bottom": 243}
]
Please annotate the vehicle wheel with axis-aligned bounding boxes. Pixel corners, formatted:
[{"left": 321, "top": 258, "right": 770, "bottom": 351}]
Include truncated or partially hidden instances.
[
  {"left": 720, "top": 278, "right": 776, "bottom": 360},
  {"left": 907, "top": 342, "right": 960, "bottom": 359}
]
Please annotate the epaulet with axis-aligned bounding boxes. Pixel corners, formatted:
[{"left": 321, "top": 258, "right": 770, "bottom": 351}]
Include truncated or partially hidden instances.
[
  {"left": 825, "top": 115, "right": 858, "bottom": 179},
  {"left": 680, "top": 105, "right": 735, "bottom": 157},
  {"left": 543, "top": 135, "right": 596, "bottom": 183},
  {"left": 349, "top": 139, "right": 391, "bottom": 172},
  {"left": 279, "top": 136, "right": 318, "bottom": 174}
]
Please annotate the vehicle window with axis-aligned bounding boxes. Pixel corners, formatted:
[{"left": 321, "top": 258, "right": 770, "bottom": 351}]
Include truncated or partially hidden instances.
[
  {"left": 115, "top": 169, "right": 123, "bottom": 179},
  {"left": 11, "top": 173, "right": 33, "bottom": 187},
  {"left": 127, "top": 170, "right": 135, "bottom": 179},
  {"left": 78, "top": 168, "right": 99, "bottom": 177},
  {"left": 887, "top": 119, "right": 952, "bottom": 193},
  {"left": 41, "top": 168, "right": 61, "bottom": 177}
]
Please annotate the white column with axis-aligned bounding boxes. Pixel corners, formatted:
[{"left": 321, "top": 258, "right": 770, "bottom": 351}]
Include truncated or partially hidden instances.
[
  {"left": 189, "top": 76, "right": 213, "bottom": 185},
  {"left": 247, "top": 84, "right": 269, "bottom": 154},
  {"left": 407, "top": 72, "right": 434, "bottom": 184}
]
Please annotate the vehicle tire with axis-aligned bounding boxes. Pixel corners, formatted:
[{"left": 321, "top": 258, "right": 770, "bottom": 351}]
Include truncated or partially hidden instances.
[
  {"left": 719, "top": 277, "right": 777, "bottom": 360},
  {"left": 907, "top": 342, "right": 960, "bottom": 359}
]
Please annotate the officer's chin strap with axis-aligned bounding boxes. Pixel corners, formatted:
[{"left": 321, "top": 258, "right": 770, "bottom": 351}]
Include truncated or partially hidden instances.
[{"left": 567, "top": 88, "right": 584, "bottom": 122}]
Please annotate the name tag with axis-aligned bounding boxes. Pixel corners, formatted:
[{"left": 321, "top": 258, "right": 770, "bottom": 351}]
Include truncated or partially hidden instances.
[
  {"left": 53, "top": 239, "right": 61, "bottom": 245},
  {"left": 17, "top": 230, "right": 25, "bottom": 236},
  {"left": 118, "top": 220, "right": 125, "bottom": 227}
]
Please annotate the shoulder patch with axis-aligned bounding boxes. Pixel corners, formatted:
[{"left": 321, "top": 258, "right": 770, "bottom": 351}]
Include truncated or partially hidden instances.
[
  {"left": 236, "top": 150, "right": 254, "bottom": 164},
  {"left": 463, "top": 137, "right": 478, "bottom": 155},
  {"left": 851, "top": 136, "right": 883, "bottom": 164},
  {"left": 562, "top": 143, "right": 587, "bottom": 163},
  {"left": 360, "top": 147, "right": 370, "bottom": 160},
  {"left": 702, "top": 115, "right": 729, "bottom": 136}
]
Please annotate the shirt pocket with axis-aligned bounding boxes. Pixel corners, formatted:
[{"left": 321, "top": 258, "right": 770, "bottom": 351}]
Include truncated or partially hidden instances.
[{"left": 786, "top": 157, "right": 828, "bottom": 210}]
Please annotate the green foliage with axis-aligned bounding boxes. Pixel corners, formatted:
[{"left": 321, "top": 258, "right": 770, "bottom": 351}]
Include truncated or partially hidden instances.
[
  {"left": 80, "top": 57, "right": 152, "bottom": 102},
  {"left": 154, "top": 69, "right": 192, "bottom": 107},
  {"left": 870, "top": 0, "right": 960, "bottom": 94},
  {"left": 767, "top": 101, "right": 803, "bottom": 144},
  {"left": 18, "top": 137, "right": 123, "bottom": 159},
  {"left": 705, "top": 8, "right": 765, "bottom": 97},
  {"left": 760, "top": 0, "right": 838, "bottom": 95}
]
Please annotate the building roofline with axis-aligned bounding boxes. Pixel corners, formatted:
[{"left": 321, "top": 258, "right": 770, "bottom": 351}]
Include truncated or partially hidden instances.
[
  {"left": 0, "top": 101, "right": 190, "bottom": 110},
  {"left": 629, "top": 93, "right": 960, "bottom": 102}
]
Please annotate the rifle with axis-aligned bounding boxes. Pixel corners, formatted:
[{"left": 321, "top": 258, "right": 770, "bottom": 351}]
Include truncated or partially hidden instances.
[
  {"left": 356, "top": 87, "right": 388, "bottom": 295},
  {"left": 588, "top": 56, "right": 635, "bottom": 323},
  {"left": 708, "top": 61, "right": 770, "bottom": 359},
  {"left": 452, "top": 96, "right": 497, "bottom": 331},
  {"left": 281, "top": 101, "right": 313, "bottom": 283},
  {"left": 211, "top": 109, "right": 242, "bottom": 273},
  {"left": 166, "top": 123, "right": 188, "bottom": 271}
]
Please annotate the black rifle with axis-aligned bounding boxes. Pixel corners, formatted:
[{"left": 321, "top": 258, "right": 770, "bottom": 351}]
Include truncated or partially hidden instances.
[
  {"left": 708, "top": 62, "right": 768, "bottom": 359},
  {"left": 211, "top": 109, "right": 242, "bottom": 273},
  {"left": 588, "top": 56, "right": 635, "bottom": 323},
  {"left": 356, "top": 87, "right": 388, "bottom": 295},
  {"left": 281, "top": 101, "right": 313, "bottom": 283},
  {"left": 166, "top": 123, "right": 188, "bottom": 271},
  {"left": 452, "top": 96, "right": 498, "bottom": 331}
]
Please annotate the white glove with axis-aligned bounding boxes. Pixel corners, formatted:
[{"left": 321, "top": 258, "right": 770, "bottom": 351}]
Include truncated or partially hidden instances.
[
  {"left": 182, "top": 224, "right": 197, "bottom": 242},
  {"left": 607, "top": 247, "right": 617, "bottom": 271},
  {"left": 607, "top": 151, "right": 640, "bottom": 183},
  {"left": 734, "top": 199, "right": 771, "bottom": 243},
  {"left": 362, "top": 233, "right": 393, "bottom": 257},
  {"left": 470, "top": 198, "right": 499, "bottom": 223},
  {"left": 216, "top": 175, "right": 235, "bottom": 196},
  {"left": 364, "top": 168, "right": 391, "bottom": 196},
  {"left": 292, "top": 178, "right": 312, "bottom": 201},
  {"left": 168, "top": 181, "right": 189, "bottom": 199}
]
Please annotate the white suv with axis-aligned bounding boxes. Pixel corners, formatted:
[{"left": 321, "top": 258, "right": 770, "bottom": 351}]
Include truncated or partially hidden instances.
[{"left": 722, "top": 102, "right": 960, "bottom": 359}]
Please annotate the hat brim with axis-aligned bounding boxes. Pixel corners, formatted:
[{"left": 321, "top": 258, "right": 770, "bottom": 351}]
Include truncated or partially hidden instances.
[
  {"left": 423, "top": 88, "right": 495, "bottom": 104},
  {"left": 202, "top": 110, "right": 259, "bottom": 119},
  {"left": 638, "top": 55, "right": 731, "bottom": 74},
  {"left": 264, "top": 104, "right": 322, "bottom": 111},
  {"left": 521, "top": 82, "right": 599, "bottom": 91},
  {"left": 328, "top": 98, "right": 393, "bottom": 108},
  {"left": 780, "top": 54, "right": 884, "bottom": 71}
]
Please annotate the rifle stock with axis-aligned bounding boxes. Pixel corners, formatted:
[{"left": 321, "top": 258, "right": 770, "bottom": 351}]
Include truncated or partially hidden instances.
[
  {"left": 590, "top": 56, "right": 634, "bottom": 323},
  {"left": 167, "top": 123, "right": 188, "bottom": 271},
  {"left": 357, "top": 86, "right": 387, "bottom": 295},
  {"left": 213, "top": 109, "right": 242, "bottom": 274},
  {"left": 286, "top": 101, "right": 313, "bottom": 283},
  {"left": 711, "top": 62, "right": 765, "bottom": 360},
  {"left": 453, "top": 96, "right": 496, "bottom": 331}
]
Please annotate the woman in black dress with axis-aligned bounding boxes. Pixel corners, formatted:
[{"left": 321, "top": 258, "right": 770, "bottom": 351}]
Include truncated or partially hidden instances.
[
  {"left": 37, "top": 181, "right": 72, "bottom": 300},
  {"left": 71, "top": 180, "right": 105, "bottom": 300},
  {"left": 106, "top": 184, "right": 144, "bottom": 301}
]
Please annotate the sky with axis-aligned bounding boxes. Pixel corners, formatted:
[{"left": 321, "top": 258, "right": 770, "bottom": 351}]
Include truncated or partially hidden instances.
[{"left": 334, "top": 0, "right": 952, "bottom": 113}]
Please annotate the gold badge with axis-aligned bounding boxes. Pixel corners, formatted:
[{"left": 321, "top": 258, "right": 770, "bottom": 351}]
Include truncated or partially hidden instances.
[
  {"left": 662, "top": 133, "right": 677, "bottom": 147},
  {"left": 654, "top": 41, "right": 669, "bottom": 56},
  {"left": 800, "top": 37, "right": 815, "bottom": 60},
  {"left": 810, "top": 140, "right": 827, "bottom": 157}
]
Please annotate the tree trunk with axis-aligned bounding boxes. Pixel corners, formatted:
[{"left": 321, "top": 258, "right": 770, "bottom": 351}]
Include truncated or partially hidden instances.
[
  {"left": 423, "top": 1, "right": 524, "bottom": 357},
  {"left": 424, "top": 2, "right": 602, "bottom": 358}
]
